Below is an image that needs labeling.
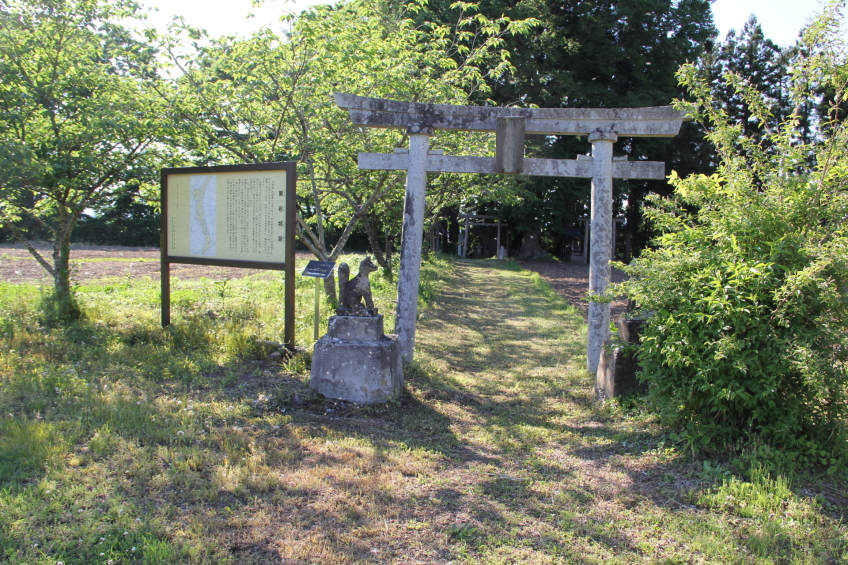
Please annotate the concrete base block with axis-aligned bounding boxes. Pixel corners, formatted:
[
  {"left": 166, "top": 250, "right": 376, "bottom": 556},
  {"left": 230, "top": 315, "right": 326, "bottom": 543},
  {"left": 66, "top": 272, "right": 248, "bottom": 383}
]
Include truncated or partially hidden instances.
[
  {"left": 596, "top": 340, "right": 646, "bottom": 400},
  {"left": 596, "top": 315, "right": 649, "bottom": 400},
  {"left": 310, "top": 315, "right": 403, "bottom": 404},
  {"left": 327, "top": 314, "right": 385, "bottom": 341},
  {"left": 616, "top": 317, "right": 645, "bottom": 343}
]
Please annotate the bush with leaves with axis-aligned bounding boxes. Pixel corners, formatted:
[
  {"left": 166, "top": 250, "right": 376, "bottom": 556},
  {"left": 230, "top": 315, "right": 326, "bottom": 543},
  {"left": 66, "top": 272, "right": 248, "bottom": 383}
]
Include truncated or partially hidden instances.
[{"left": 616, "top": 1, "right": 848, "bottom": 470}]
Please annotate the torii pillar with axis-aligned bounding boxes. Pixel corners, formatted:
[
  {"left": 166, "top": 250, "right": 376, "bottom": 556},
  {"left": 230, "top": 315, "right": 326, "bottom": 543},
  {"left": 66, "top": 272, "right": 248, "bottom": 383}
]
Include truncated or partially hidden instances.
[
  {"left": 587, "top": 130, "right": 617, "bottom": 374},
  {"left": 333, "top": 93, "right": 686, "bottom": 369},
  {"left": 396, "top": 127, "right": 432, "bottom": 362}
]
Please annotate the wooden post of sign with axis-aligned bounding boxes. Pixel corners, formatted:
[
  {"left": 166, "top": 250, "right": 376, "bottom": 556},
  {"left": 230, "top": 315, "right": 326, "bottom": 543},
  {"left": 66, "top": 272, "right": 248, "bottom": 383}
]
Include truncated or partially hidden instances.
[
  {"left": 161, "top": 260, "right": 170, "bottom": 327},
  {"left": 395, "top": 127, "right": 433, "bottom": 363},
  {"left": 587, "top": 130, "right": 618, "bottom": 374},
  {"left": 284, "top": 169, "right": 297, "bottom": 350},
  {"left": 314, "top": 278, "right": 321, "bottom": 341},
  {"left": 160, "top": 168, "right": 171, "bottom": 327}
]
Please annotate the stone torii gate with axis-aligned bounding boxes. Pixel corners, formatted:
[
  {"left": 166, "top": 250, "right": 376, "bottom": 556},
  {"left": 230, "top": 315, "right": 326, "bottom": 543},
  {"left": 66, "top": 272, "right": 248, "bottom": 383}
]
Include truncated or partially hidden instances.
[{"left": 335, "top": 93, "right": 686, "bottom": 373}]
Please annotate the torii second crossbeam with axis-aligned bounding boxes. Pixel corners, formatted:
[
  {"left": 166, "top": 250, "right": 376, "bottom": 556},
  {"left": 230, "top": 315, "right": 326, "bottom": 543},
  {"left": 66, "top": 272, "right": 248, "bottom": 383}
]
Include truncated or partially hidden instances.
[{"left": 335, "top": 93, "right": 687, "bottom": 373}]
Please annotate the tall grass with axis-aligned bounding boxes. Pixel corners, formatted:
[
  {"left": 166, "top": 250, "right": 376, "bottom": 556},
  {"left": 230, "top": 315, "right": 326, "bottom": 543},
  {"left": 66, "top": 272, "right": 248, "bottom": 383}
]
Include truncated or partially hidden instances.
[
  {"left": 0, "top": 254, "right": 844, "bottom": 565},
  {"left": 0, "top": 253, "right": 452, "bottom": 564}
]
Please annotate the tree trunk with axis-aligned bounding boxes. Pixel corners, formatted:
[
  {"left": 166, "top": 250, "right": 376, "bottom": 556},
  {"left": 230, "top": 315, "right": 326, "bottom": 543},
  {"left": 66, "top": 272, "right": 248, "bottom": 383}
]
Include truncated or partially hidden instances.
[
  {"left": 361, "top": 213, "right": 397, "bottom": 282},
  {"left": 323, "top": 274, "right": 337, "bottom": 307},
  {"left": 383, "top": 234, "right": 394, "bottom": 282},
  {"left": 515, "top": 227, "right": 552, "bottom": 260},
  {"left": 444, "top": 206, "right": 459, "bottom": 255},
  {"left": 624, "top": 189, "right": 642, "bottom": 264},
  {"left": 50, "top": 215, "right": 81, "bottom": 322},
  {"left": 362, "top": 213, "right": 386, "bottom": 269}
]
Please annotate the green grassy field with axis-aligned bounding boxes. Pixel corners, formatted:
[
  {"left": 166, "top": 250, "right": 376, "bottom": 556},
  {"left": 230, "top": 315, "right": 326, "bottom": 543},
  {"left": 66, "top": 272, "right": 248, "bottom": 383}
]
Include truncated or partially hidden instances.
[{"left": 0, "top": 255, "right": 846, "bottom": 564}]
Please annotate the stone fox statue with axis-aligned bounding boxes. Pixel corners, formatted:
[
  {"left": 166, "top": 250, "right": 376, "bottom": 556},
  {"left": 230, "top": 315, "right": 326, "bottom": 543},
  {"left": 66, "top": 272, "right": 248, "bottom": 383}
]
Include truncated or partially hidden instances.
[{"left": 338, "top": 256, "right": 378, "bottom": 312}]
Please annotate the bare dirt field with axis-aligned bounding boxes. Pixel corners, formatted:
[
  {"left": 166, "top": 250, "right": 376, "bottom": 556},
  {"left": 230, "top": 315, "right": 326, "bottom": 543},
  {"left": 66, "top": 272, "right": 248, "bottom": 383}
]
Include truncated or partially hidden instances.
[
  {"left": 0, "top": 244, "right": 626, "bottom": 318},
  {"left": 519, "top": 259, "right": 629, "bottom": 319},
  {"left": 0, "top": 244, "right": 313, "bottom": 284}
]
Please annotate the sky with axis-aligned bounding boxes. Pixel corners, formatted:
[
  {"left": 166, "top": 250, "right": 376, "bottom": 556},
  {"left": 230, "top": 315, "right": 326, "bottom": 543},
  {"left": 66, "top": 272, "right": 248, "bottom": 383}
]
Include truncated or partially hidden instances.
[
  {"left": 138, "top": 0, "right": 831, "bottom": 47},
  {"left": 711, "top": 0, "right": 827, "bottom": 46}
]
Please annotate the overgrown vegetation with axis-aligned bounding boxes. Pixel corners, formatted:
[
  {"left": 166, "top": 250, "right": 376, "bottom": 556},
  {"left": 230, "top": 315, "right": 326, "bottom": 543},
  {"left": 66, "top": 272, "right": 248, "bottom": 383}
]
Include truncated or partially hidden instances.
[
  {"left": 1, "top": 257, "right": 846, "bottom": 564},
  {"left": 0, "top": 0, "right": 171, "bottom": 320},
  {"left": 2, "top": 0, "right": 847, "bottom": 560},
  {"left": 617, "top": 2, "right": 848, "bottom": 470},
  {"left": 0, "top": 0, "right": 535, "bottom": 307}
]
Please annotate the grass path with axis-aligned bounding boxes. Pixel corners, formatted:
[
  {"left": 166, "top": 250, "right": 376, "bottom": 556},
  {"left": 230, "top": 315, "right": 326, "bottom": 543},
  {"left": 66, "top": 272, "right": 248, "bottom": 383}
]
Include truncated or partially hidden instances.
[
  {"left": 364, "top": 259, "right": 844, "bottom": 564},
  {"left": 1, "top": 258, "right": 845, "bottom": 564},
  {"left": 397, "top": 259, "right": 685, "bottom": 563}
]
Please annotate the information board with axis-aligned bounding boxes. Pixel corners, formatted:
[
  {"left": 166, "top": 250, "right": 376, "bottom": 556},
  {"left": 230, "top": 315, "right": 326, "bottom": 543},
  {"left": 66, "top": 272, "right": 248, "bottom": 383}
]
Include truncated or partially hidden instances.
[
  {"left": 160, "top": 162, "right": 297, "bottom": 346},
  {"left": 301, "top": 261, "right": 336, "bottom": 279},
  {"left": 164, "top": 167, "right": 292, "bottom": 265}
]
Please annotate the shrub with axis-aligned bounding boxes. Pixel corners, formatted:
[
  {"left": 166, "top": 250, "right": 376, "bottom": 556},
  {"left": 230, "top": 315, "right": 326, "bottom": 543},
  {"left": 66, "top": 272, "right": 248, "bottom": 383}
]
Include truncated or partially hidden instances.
[{"left": 617, "top": 3, "right": 848, "bottom": 469}]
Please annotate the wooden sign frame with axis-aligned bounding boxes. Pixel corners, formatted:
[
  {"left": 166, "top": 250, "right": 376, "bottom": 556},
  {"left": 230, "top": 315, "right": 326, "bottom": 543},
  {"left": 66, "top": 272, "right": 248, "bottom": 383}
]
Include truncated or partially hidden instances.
[{"left": 160, "top": 162, "right": 297, "bottom": 348}]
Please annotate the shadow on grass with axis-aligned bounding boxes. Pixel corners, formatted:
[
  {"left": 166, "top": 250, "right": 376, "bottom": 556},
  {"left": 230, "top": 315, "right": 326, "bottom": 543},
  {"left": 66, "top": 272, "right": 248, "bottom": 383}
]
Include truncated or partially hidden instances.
[
  {"left": 3, "top": 260, "right": 846, "bottom": 564},
  {"left": 390, "top": 260, "right": 716, "bottom": 559}
]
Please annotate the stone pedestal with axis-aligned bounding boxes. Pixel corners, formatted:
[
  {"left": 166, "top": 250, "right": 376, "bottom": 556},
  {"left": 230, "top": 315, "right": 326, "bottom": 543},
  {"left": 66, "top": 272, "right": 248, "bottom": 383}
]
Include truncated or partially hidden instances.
[
  {"left": 310, "top": 315, "right": 403, "bottom": 404},
  {"left": 596, "top": 317, "right": 648, "bottom": 400}
]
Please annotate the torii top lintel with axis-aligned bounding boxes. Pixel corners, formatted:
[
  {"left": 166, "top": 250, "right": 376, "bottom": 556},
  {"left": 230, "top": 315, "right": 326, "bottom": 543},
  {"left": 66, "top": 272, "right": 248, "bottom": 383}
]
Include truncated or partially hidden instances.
[{"left": 334, "top": 93, "right": 689, "bottom": 138}]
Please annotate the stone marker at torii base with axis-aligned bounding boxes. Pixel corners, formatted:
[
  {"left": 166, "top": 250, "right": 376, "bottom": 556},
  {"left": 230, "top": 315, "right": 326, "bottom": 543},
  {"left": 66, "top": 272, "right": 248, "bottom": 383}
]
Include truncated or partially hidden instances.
[
  {"left": 311, "top": 256, "right": 403, "bottom": 404},
  {"left": 334, "top": 93, "right": 686, "bottom": 375}
]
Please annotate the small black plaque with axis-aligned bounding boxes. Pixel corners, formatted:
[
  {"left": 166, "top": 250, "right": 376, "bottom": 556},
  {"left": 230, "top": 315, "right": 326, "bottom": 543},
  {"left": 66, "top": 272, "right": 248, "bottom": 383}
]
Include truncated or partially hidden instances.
[{"left": 302, "top": 260, "right": 336, "bottom": 279}]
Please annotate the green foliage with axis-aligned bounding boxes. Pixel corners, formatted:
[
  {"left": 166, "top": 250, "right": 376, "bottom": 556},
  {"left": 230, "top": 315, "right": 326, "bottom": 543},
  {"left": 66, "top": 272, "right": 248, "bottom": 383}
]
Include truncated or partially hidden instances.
[
  {"left": 425, "top": 0, "right": 717, "bottom": 255},
  {"left": 0, "top": 420, "right": 70, "bottom": 484},
  {"left": 694, "top": 466, "right": 848, "bottom": 561},
  {"left": 0, "top": 0, "right": 171, "bottom": 318},
  {"left": 36, "top": 287, "right": 82, "bottom": 327},
  {"left": 159, "top": 0, "right": 535, "bottom": 281},
  {"left": 699, "top": 466, "right": 794, "bottom": 519},
  {"left": 617, "top": 2, "right": 848, "bottom": 468},
  {"left": 416, "top": 252, "right": 454, "bottom": 307}
]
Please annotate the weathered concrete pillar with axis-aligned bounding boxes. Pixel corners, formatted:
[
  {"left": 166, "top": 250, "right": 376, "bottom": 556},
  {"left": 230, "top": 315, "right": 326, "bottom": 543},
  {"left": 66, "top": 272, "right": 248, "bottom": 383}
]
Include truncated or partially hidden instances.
[
  {"left": 395, "top": 128, "right": 432, "bottom": 363},
  {"left": 495, "top": 117, "right": 525, "bottom": 174},
  {"left": 587, "top": 130, "right": 618, "bottom": 374}
]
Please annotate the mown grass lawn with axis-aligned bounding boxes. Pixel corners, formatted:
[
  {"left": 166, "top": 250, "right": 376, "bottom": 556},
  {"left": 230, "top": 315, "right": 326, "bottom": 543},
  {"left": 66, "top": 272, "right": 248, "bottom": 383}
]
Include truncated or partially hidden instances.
[{"left": 0, "top": 255, "right": 846, "bottom": 564}]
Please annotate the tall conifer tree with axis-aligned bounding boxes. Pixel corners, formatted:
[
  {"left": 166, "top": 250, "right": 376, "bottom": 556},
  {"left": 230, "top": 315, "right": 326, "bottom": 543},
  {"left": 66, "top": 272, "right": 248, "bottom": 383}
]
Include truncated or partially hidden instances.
[{"left": 419, "top": 0, "right": 717, "bottom": 258}]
